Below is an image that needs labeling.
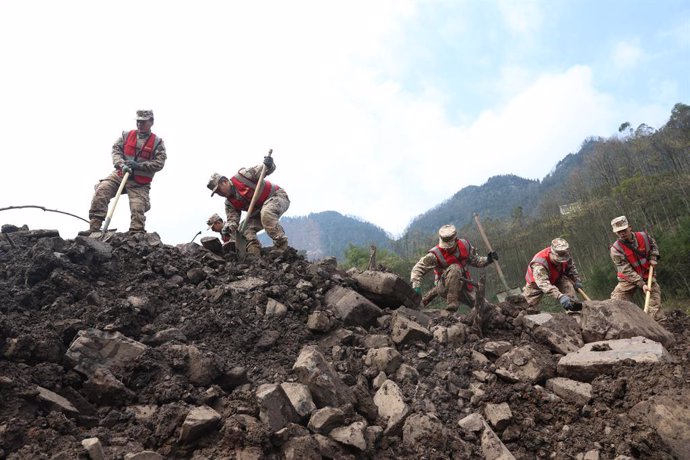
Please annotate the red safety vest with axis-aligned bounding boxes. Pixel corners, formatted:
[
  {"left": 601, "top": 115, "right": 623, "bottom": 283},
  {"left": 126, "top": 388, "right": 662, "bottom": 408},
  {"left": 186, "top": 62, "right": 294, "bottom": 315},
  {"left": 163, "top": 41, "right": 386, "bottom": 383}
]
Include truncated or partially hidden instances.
[
  {"left": 428, "top": 238, "right": 474, "bottom": 291},
  {"left": 117, "top": 130, "right": 160, "bottom": 185},
  {"left": 611, "top": 232, "right": 652, "bottom": 281},
  {"left": 525, "top": 247, "right": 567, "bottom": 285},
  {"left": 225, "top": 172, "right": 280, "bottom": 211}
]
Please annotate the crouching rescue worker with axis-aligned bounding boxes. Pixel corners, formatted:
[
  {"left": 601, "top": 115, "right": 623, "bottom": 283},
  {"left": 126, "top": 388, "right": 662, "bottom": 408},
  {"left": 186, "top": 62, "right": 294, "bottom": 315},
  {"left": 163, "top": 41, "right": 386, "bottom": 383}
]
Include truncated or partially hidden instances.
[
  {"left": 86, "top": 110, "right": 166, "bottom": 234},
  {"left": 206, "top": 213, "right": 235, "bottom": 249},
  {"left": 207, "top": 154, "right": 290, "bottom": 256},
  {"left": 523, "top": 238, "right": 583, "bottom": 311},
  {"left": 609, "top": 215, "right": 662, "bottom": 319},
  {"left": 410, "top": 224, "right": 497, "bottom": 311}
]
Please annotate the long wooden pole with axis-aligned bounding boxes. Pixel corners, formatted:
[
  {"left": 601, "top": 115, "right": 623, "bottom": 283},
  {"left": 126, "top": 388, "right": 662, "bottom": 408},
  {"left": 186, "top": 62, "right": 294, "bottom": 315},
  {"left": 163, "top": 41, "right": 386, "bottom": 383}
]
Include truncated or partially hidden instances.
[
  {"left": 473, "top": 213, "right": 511, "bottom": 291},
  {"left": 644, "top": 265, "right": 654, "bottom": 313}
]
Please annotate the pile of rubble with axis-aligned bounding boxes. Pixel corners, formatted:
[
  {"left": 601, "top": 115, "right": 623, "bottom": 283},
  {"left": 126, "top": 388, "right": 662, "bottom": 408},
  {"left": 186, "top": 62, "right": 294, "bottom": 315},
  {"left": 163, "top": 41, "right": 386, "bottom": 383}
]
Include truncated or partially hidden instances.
[{"left": 0, "top": 228, "right": 688, "bottom": 459}]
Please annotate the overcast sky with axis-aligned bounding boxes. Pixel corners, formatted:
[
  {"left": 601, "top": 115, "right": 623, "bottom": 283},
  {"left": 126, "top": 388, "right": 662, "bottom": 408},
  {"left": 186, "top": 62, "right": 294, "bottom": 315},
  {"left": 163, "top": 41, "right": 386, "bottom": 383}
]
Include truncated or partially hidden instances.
[{"left": 1, "top": 0, "right": 688, "bottom": 244}]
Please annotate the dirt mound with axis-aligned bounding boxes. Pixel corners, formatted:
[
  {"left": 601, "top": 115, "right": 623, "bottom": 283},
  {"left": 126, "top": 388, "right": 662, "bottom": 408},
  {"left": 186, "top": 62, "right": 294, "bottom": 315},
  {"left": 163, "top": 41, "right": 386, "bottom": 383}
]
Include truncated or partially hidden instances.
[{"left": 1, "top": 228, "right": 688, "bottom": 459}]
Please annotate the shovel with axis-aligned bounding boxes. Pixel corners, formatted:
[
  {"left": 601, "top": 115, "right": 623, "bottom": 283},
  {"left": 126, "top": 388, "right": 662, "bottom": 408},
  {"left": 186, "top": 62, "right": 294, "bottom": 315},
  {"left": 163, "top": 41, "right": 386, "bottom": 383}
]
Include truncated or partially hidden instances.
[
  {"left": 236, "top": 149, "right": 272, "bottom": 260},
  {"left": 90, "top": 171, "right": 129, "bottom": 241},
  {"left": 473, "top": 213, "right": 523, "bottom": 302},
  {"left": 643, "top": 265, "right": 654, "bottom": 314}
]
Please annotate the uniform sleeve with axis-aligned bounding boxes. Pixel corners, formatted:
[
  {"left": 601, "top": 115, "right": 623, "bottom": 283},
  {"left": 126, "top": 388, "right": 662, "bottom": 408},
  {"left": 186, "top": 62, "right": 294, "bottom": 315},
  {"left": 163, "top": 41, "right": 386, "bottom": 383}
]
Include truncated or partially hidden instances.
[
  {"left": 111, "top": 134, "right": 126, "bottom": 168},
  {"left": 138, "top": 138, "right": 167, "bottom": 174},
  {"left": 610, "top": 245, "right": 644, "bottom": 286},
  {"left": 239, "top": 162, "right": 275, "bottom": 181},
  {"left": 531, "top": 264, "right": 563, "bottom": 299},
  {"left": 410, "top": 253, "right": 438, "bottom": 288},
  {"left": 224, "top": 201, "right": 241, "bottom": 233},
  {"left": 467, "top": 242, "right": 491, "bottom": 268},
  {"left": 648, "top": 235, "right": 660, "bottom": 261},
  {"left": 564, "top": 259, "right": 581, "bottom": 283}
]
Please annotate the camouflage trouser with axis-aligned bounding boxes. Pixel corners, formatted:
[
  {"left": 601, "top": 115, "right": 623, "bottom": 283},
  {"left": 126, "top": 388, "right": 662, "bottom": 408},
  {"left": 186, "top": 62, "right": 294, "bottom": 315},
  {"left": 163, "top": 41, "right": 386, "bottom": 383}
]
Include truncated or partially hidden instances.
[
  {"left": 89, "top": 171, "right": 151, "bottom": 232},
  {"left": 611, "top": 278, "right": 662, "bottom": 319},
  {"left": 242, "top": 189, "right": 290, "bottom": 251},
  {"left": 437, "top": 264, "right": 477, "bottom": 308},
  {"left": 522, "top": 277, "right": 578, "bottom": 307}
]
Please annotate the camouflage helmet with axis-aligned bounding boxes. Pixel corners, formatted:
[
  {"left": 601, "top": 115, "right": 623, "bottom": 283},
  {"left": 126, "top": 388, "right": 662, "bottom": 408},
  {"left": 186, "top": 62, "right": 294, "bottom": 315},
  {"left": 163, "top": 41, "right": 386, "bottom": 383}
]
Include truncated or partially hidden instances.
[
  {"left": 207, "top": 213, "right": 223, "bottom": 229},
  {"left": 136, "top": 110, "right": 154, "bottom": 121},
  {"left": 611, "top": 215, "right": 629, "bottom": 233},
  {"left": 550, "top": 238, "right": 570, "bottom": 263},
  {"left": 438, "top": 224, "right": 458, "bottom": 249},
  {"left": 207, "top": 173, "right": 224, "bottom": 196}
]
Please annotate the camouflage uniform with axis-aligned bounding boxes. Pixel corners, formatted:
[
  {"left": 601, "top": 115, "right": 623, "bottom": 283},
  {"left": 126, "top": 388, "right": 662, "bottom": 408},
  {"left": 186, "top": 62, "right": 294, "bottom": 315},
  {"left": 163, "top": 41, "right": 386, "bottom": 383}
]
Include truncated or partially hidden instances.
[
  {"left": 88, "top": 110, "right": 166, "bottom": 233},
  {"left": 609, "top": 216, "right": 661, "bottom": 319},
  {"left": 206, "top": 213, "right": 234, "bottom": 244},
  {"left": 411, "top": 225, "right": 492, "bottom": 309},
  {"left": 208, "top": 162, "right": 290, "bottom": 255},
  {"left": 523, "top": 239, "right": 581, "bottom": 307}
]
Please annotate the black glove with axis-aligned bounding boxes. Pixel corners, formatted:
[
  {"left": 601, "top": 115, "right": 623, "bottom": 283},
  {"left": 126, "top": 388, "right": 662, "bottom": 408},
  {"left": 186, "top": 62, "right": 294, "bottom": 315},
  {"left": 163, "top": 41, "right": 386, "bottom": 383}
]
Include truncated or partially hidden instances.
[
  {"left": 559, "top": 295, "right": 573, "bottom": 310},
  {"left": 125, "top": 160, "right": 140, "bottom": 170},
  {"left": 574, "top": 280, "right": 583, "bottom": 290},
  {"left": 263, "top": 156, "right": 274, "bottom": 168},
  {"left": 221, "top": 222, "right": 235, "bottom": 237},
  {"left": 121, "top": 164, "right": 133, "bottom": 175},
  {"left": 487, "top": 251, "right": 499, "bottom": 263}
]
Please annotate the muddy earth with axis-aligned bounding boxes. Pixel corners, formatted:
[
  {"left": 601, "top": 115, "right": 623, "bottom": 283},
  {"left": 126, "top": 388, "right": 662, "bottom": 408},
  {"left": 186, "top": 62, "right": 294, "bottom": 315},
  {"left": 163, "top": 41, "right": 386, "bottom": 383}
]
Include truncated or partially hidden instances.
[{"left": 0, "top": 228, "right": 688, "bottom": 459}]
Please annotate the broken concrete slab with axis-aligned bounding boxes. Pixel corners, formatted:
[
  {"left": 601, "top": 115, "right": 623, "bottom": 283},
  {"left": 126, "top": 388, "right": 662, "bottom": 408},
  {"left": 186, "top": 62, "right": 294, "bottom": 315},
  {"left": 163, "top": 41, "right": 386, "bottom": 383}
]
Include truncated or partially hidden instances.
[
  {"left": 494, "top": 345, "right": 556, "bottom": 384},
  {"left": 523, "top": 312, "right": 584, "bottom": 355},
  {"left": 545, "top": 377, "right": 592, "bottom": 406},
  {"left": 557, "top": 336, "right": 671, "bottom": 382},
  {"left": 352, "top": 270, "right": 420, "bottom": 309},
  {"left": 65, "top": 328, "right": 148, "bottom": 378},
  {"left": 324, "top": 286, "right": 383, "bottom": 328}
]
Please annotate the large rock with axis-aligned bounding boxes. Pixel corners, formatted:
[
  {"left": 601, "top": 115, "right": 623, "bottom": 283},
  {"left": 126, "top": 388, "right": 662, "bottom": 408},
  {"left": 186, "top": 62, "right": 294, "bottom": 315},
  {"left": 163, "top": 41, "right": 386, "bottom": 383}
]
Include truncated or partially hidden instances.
[
  {"left": 35, "top": 385, "right": 79, "bottom": 415},
  {"left": 373, "top": 379, "right": 410, "bottom": 436},
  {"left": 580, "top": 299, "right": 675, "bottom": 347},
  {"left": 458, "top": 413, "right": 516, "bottom": 459},
  {"left": 256, "top": 384, "right": 301, "bottom": 432},
  {"left": 324, "top": 286, "right": 383, "bottom": 328},
  {"left": 328, "top": 420, "right": 368, "bottom": 451},
  {"left": 522, "top": 312, "right": 584, "bottom": 354},
  {"left": 292, "top": 346, "right": 354, "bottom": 408},
  {"left": 391, "top": 312, "right": 431, "bottom": 346},
  {"left": 494, "top": 345, "right": 556, "bottom": 384},
  {"left": 402, "top": 413, "right": 446, "bottom": 447},
  {"left": 629, "top": 390, "right": 690, "bottom": 460},
  {"left": 557, "top": 336, "right": 671, "bottom": 382},
  {"left": 352, "top": 270, "right": 420, "bottom": 309},
  {"left": 545, "top": 377, "right": 592, "bottom": 406},
  {"left": 364, "top": 347, "right": 403, "bottom": 374},
  {"left": 178, "top": 405, "right": 221, "bottom": 443},
  {"left": 65, "top": 329, "right": 148, "bottom": 377},
  {"left": 281, "top": 382, "right": 316, "bottom": 419}
]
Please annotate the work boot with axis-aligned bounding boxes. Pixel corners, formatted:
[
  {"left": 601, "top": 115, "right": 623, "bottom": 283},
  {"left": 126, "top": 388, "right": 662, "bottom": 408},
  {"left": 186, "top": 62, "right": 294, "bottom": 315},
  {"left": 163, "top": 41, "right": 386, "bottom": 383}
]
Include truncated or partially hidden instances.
[
  {"left": 272, "top": 237, "right": 289, "bottom": 252},
  {"left": 445, "top": 292, "right": 460, "bottom": 312},
  {"left": 78, "top": 218, "right": 103, "bottom": 236}
]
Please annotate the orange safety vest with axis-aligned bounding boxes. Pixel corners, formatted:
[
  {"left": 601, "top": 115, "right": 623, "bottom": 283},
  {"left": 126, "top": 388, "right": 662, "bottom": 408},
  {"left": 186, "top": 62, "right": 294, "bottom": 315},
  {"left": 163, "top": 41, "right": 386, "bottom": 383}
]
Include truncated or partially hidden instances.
[
  {"left": 428, "top": 238, "right": 474, "bottom": 291},
  {"left": 117, "top": 130, "right": 161, "bottom": 185},
  {"left": 525, "top": 247, "right": 567, "bottom": 285},
  {"left": 611, "top": 232, "right": 652, "bottom": 281},
  {"left": 225, "top": 172, "right": 280, "bottom": 212}
]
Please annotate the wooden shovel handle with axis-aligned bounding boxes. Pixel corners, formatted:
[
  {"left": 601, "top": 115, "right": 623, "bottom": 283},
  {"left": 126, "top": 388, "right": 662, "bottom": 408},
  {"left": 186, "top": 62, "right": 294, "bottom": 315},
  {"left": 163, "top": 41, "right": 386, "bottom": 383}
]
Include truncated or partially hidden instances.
[
  {"left": 644, "top": 265, "right": 654, "bottom": 311},
  {"left": 240, "top": 149, "right": 272, "bottom": 231},
  {"left": 473, "top": 213, "right": 510, "bottom": 291},
  {"left": 102, "top": 171, "right": 129, "bottom": 233}
]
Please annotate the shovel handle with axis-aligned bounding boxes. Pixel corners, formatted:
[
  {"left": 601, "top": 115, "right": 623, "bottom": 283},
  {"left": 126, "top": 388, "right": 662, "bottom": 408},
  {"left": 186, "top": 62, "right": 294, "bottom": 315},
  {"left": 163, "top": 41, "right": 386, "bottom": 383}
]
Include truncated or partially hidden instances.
[
  {"left": 239, "top": 149, "right": 272, "bottom": 232},
  {"left": 473, "top": 213, "right": 511, "bottom": 291},
  {"left": 644, "top": 265, "right": 654, "bottom": 312},
  {"left": 102, "top": 171, "right": 130, "bottom": 233},
  {"left": 577, "top": 287, "right": 591, "bottom": 301}
]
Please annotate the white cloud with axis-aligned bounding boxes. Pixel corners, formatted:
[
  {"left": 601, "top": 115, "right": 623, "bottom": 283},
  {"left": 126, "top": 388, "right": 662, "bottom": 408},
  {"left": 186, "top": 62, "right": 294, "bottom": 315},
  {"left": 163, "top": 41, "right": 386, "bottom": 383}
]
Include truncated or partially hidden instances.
[{"left": 612, "top": 40, "right": 644, "bottom": 69}]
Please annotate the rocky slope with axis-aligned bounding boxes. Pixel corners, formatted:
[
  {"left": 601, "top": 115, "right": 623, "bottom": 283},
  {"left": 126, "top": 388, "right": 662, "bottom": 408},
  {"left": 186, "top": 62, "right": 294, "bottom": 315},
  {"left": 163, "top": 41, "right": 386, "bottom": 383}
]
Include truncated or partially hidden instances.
[{"left": 0, "top": 228, "right": 688, "bottom": 459}]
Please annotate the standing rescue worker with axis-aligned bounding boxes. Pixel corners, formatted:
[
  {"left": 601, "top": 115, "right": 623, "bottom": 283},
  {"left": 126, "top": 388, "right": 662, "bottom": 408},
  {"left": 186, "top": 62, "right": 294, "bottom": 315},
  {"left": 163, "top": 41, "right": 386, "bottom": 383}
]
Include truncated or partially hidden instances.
[
  {"left": 87, "top": 110, "right": 166, "bottom": 234},
  {"left": 523, "top": 238, "right": 583, "bottom": 311},
  {"left": 410, "top": 224, "right": 497, "bottom": 311},
  {"left": 609, "top": 215, "right": 662, "bottom": 319},
  {"left": 207, "top": 155, "right": 290, "bottom": 256}
]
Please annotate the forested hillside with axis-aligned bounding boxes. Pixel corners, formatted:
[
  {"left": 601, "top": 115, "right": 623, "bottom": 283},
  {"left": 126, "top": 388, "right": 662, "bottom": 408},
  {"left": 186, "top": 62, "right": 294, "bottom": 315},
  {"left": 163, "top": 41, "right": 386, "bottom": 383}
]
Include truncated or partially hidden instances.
[{"left": 347, "top": 102, "right": 690, "bottom": 308}]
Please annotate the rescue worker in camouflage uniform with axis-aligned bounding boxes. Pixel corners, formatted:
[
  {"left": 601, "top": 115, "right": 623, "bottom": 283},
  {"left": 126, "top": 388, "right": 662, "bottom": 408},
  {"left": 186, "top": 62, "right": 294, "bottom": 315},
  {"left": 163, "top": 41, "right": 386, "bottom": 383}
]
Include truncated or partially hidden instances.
[
  {"left": 206, "top": 212, "right": 234, "bottom": 247},
  {"left": 609, "top": 215, "right": 662, "bottom": 319},
  {"left": 87, "top": 110, "right": 166, "bottom": 234},
  {"left": 410, "top": 224, "right": 497, "bottom": 311},
  {"left": 523, "top": 238, "right": 583, "bottom": 311},
  {"left": 207, "top": 155, "right": 290, "bottom": 256}
]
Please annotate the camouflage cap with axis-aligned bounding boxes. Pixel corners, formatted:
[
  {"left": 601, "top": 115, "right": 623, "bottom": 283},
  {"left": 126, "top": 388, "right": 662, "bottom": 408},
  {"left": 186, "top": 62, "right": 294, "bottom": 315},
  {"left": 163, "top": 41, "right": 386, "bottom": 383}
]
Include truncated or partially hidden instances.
[
  {"left": 550, "top": 238, "right": 570, "bottom": 262},
  {"left": 207, "top": 213, "right": 223, "bottom": 229},
  {"left": 611, "top": 215, "right": 629, "bottom": 233},
  {"left": 136, "top": 110, "right": 154, "bottom": 121},
  {"left": 438, "top": 224, "right": 457, "bottom": 249},
  {"left": 208, "top": 173, "right": 223, "bottom": 196}
]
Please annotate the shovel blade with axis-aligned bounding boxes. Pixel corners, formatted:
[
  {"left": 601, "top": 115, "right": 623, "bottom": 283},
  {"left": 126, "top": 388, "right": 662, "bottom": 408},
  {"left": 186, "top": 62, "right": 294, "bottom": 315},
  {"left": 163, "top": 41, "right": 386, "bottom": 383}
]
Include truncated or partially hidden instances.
[{"left": 235, "top": 230, "right": 247, "bottom": 261}]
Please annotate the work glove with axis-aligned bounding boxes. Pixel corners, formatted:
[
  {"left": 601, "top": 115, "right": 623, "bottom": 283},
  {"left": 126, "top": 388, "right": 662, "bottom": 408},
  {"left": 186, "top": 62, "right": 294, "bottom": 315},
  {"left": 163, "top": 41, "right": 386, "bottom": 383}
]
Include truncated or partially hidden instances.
[
  {"left": 487, "top": 251, "right": 499, "bottom": 263},
  {"left": 121, "top": 164, "right": 133, "bottom": 175},
  {"left": 558, "top": 295, "right": 573, "bottom": 311},
  {"left": 413, "top": 287, "right": 422, "bottom": 296},
  {"left": 574, "top": 281, "right": 583, "bottom": 290},
  {"left": 263, "top": 156, "right": 274, "bottom": 168},
  {"left": 649, "top": 257, "right": 658, "bottom": 266},
  {"left": 125, "top": 160, "right": 140, "bottom": 170},
  {"left": 221, "top": 222, "right": 235, "bottom": 237}
]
